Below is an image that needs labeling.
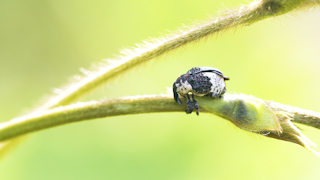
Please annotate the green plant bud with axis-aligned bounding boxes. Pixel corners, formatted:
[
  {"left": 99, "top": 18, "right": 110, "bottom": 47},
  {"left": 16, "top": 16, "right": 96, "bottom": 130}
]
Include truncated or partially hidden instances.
[
  {"left": 197, "top": 94, "right": 282, "bottom": 133},
  {"left": 197, "top": 94, "right": 318, "bottom": 155}
]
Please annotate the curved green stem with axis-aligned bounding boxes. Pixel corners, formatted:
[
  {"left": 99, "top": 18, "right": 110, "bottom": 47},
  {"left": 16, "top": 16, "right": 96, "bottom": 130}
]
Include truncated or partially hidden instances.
[
  {"left": 1, "top": 93, "right": 320, "bottom": 155},
  {"left": 38, "top": 0, "right": 312, "bottom": 110},
  {"left": 0, "top": 95, "right": 186, "bottom": 141},
  {"left": 267, "top": 101, "right": 320, "bottom": 129}
]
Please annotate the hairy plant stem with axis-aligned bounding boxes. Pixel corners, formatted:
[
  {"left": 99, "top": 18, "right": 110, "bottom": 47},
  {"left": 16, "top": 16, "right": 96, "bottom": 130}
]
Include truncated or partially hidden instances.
[
  {"left": 267, "top": 101, "right": 320, "bottom": 129},
  {"left": 0, "top": 95, "right": 184, "bottom": 141},
  {"left": 38, "top": 0, "right": 313, "bottom": 110},
  {"left": 1, "top": 94, "right": 320, "bottom": 148}
]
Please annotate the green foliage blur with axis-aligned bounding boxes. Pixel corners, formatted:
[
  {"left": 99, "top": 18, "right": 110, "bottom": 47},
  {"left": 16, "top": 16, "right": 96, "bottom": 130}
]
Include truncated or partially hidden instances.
[{"left": 1, "top": 0, "right": 320, "bottom": 179}]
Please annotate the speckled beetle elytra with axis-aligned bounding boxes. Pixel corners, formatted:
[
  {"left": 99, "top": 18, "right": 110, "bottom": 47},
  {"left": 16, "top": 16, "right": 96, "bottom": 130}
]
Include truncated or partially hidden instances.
[{"left": 173, "top": 66, "right": 229, "bottom": 115}]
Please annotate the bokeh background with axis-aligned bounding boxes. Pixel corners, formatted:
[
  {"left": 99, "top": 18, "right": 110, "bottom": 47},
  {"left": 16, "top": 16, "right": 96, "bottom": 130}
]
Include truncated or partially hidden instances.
[{"left": 1, "top": 0, "right": 320, "bottom": 179}]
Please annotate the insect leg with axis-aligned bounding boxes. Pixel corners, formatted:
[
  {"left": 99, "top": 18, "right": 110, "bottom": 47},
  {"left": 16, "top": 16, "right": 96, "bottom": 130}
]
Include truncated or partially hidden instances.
[
  {"left": 173, "top": 83, "right": 182, "bottom": 104},
  {"left": 212, "top": 92, "right": 220, "bottom": 99},
  {"left": 174, "top": 92, "right": 182, "bottom": 104},
  {"left": 219, "top": 87, "right": 227, "bottom": 98},
  {"left": 191, "top": 94, "right": 199, "bottom": 115},
  {"left": 185, "top": 94, "right": 193, "bottom": 114}
]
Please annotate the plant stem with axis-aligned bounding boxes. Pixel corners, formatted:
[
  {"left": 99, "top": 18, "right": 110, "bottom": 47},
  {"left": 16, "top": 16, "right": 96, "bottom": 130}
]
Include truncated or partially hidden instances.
[
  {"left": 1, "top": 94, "right": 320, "bottom": 143},
  {"left": 267, "top": 101, "right": 320, "bottom": 129},
  {"left": 38, "top": 0, "right": 310, "bottom": 110},
  {"left": 0, "top": 95, "right": 186, "bottom": 141}
]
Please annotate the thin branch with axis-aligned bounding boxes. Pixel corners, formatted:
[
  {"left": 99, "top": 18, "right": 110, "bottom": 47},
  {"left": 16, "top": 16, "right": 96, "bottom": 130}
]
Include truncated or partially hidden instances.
[
  {"left": 0, "top": 95, "right": 185, "bottom": 141},
  {"left": 1, "top": 94, "right": 320, "bottom": 155},
  {"left": 38, "top": 0, "right": 313, "bottom": 110},
  {"left": 267, "top": 101, "right": 320, "bottom": 129}
]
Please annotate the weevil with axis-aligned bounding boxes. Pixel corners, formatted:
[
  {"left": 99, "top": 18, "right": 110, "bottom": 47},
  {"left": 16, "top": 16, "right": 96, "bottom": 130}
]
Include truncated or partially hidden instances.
[{"left": 173, "top": 66, "right": 229, "bottom": 115}]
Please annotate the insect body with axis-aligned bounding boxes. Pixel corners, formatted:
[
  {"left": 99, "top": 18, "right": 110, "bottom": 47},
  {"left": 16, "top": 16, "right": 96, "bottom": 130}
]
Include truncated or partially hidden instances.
[{"left": 173, "top": 67, "right": 229, "bottom": 115}]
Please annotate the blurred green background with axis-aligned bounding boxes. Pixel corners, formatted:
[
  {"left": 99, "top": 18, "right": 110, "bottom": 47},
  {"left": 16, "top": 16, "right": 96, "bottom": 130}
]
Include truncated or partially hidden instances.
[{"left": 1, "top": 0, "right": 320, "bottom": 179}]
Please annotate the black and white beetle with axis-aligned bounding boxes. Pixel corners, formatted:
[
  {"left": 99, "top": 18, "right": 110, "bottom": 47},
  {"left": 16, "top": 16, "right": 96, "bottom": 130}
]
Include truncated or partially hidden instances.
[{"left": 173, "top": 66, "right": 229, "bottom": 115}]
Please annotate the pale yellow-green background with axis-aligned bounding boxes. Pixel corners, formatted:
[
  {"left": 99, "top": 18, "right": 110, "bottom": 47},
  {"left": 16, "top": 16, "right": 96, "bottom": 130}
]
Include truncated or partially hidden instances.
[{"left": 1, "top": 0, "right": 320, "bottom": 179}]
